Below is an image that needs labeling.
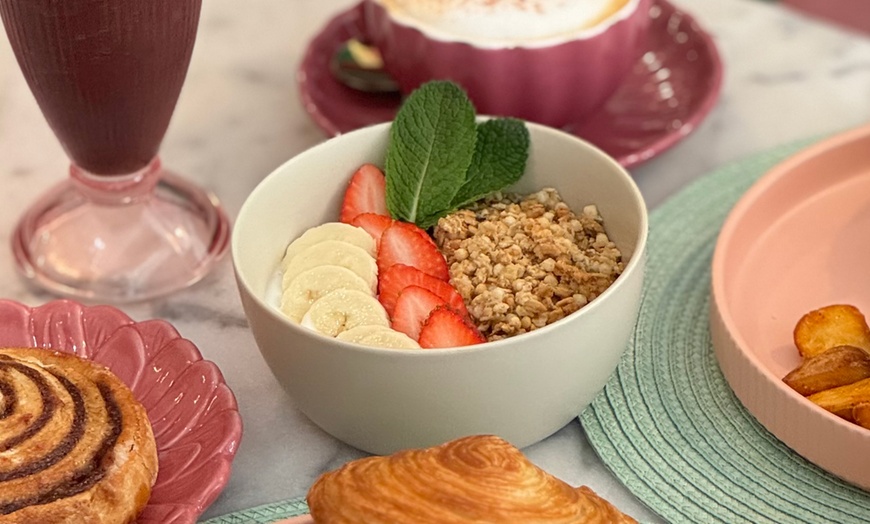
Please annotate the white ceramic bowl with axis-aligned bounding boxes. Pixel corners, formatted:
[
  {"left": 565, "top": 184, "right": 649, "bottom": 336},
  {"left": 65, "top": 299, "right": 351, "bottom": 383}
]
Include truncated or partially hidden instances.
[{"left": 233, "top": 121, "right": 648, "bottom": 455}]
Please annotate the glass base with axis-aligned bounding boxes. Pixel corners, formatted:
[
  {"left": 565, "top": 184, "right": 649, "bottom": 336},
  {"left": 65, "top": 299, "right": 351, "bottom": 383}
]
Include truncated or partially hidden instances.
[{"left": 12, "top": 158, "right": 230, "bottom": 303}]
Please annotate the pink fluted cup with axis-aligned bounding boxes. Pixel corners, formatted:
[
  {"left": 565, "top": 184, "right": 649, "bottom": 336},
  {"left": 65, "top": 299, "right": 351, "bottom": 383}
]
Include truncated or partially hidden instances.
[{"left": 364, "top": 0, "right": 652, "bottom": 128}]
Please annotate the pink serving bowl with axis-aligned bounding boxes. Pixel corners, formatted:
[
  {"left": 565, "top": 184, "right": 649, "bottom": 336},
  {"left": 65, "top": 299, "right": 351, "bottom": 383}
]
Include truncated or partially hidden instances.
[
  {"left": 710, "top": 124, "right": 870, "bottom": 490},
  {"left": 363, "top": 0, "right": 652, "bottom": 128}
]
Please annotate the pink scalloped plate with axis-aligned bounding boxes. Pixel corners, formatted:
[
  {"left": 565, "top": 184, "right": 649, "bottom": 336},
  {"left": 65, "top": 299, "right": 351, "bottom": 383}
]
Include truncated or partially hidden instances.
[
  {"left": 297, "top": 0, "right": 722, "bottom": 168},
  {"left": 710, "top": 124, "right": 870, "bottom": 490},
  {"left": 0, "top": 299, "right": 243, "bottom": 523}
]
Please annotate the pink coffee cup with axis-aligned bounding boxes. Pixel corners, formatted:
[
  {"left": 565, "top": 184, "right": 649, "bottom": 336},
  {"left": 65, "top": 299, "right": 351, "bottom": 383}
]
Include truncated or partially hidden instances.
[{"left": 363, "top": 0, "right": 652, "bottom": 128}]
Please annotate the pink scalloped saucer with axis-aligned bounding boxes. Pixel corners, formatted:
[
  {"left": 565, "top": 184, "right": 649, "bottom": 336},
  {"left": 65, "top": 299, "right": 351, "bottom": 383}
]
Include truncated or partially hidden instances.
[
  {"left": 0, "top": 299, "right": 243, "bottom": 524},
  {"left": 297, "top": 0, "right": 722, "bottom": 168}
]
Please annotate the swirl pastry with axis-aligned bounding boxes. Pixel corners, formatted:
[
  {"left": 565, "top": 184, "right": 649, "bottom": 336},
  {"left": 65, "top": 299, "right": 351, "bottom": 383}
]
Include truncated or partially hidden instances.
[
  {"left": 0, "top": 347, "right": 158, "bottom": 524},
  {"left": 307, "top": 435, "right": 636, "bottom": 523}
]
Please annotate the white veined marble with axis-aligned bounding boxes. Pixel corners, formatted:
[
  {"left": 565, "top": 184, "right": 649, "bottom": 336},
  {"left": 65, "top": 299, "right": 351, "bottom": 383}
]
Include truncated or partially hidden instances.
[{"left": 0, "top": 0, "right": 868, "bottom": 521}]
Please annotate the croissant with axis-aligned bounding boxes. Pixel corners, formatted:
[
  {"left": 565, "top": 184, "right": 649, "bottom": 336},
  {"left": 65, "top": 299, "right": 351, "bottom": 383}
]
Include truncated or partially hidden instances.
[
  {"left": 307, "top": 434, "right": 636, "bottom": 523},
  {"left": 0, "top": 347, "right": 158, "bottom": 524}
]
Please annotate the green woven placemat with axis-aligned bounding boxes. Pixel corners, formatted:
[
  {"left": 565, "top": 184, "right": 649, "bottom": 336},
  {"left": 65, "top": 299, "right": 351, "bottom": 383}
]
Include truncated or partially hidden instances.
[
  {"left": 201, "top": 498, "right": 309, "bottom": 523},
  {"left": 580, "top": 137, "right": 870, "bottom": 523}
]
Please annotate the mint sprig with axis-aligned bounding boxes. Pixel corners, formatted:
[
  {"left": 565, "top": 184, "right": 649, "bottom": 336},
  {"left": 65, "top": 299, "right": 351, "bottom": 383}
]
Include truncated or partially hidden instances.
[
  {"left": 385, "top": 81, "right": 477, "bottom": 225},
  {"left": 384, "top": 81, "right": 530, "bottom": 229}
]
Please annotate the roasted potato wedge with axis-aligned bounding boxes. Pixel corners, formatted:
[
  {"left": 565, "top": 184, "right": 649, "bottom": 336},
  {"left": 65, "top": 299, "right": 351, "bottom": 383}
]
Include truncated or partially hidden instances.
[
  {"left": 854, "top": 402, "right": 870, "bottom": 430},
  {"left": 793, "top": 304, "right": 870, "bottom": 358},
  {"left": 807, "top": 377, "right": 870, "bottom": 420},
  {"left": 783, "top": 345, "right": 870, "bottom": 396}
]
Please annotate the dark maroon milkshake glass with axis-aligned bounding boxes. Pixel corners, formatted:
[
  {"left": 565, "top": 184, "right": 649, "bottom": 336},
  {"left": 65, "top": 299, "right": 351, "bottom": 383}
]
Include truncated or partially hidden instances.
[{"left": 0, "top": 0, "right": 229, "bottom": 302}]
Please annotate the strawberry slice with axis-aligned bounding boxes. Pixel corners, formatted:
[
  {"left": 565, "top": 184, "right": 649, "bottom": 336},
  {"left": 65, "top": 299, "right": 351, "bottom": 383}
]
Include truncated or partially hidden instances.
[
  {"left": 378, "top": 264, "right": 469, "bottom": 318},
  {"left": 339, "top": 164, "right": 388, "bottom": 223},
  {"left": 351, "top": 213, "right": 394, "bottom": 248},
  {"left": 377, "top": 221, "right": 449, "bottom": 281},
  {"left": 418, "top": 307, "right": 486, "bottom": 348},
  {"left": 391, "top": 285, "right": 447, "bottom": 341}
]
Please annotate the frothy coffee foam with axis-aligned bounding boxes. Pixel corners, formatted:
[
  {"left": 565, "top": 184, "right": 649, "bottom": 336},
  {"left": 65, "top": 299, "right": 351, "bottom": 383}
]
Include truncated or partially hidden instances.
[{"left": 375, "top": 0, "right": 635, "bottom": 46}]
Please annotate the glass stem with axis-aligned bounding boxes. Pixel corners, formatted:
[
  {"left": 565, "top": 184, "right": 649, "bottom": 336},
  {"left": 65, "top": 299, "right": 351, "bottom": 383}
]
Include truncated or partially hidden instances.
[{"left": 69, "top": 157, "right": 162, "bottom": 206}]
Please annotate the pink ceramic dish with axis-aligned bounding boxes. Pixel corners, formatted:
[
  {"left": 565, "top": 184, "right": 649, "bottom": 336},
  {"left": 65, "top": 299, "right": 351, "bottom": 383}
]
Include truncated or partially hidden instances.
[
  {"left": 710, "top": 124, "right": 870, "bottom": 490},
  {"left": 0, "top": 299, "right": 243, "bottom": 523},
  {"left": 297, "top": 0, "right": 722, "bottom": 168},
  {"left": 363, "top": 0, "right": 651, "bottom": 128}
]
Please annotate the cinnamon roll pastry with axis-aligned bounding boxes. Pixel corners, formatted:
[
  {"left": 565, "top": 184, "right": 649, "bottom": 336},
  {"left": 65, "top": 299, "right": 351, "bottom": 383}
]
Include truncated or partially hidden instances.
[
  {"left": 307, "top": 434, "right": 636, "bottom": 523},
  {"left": 0, "top": 347, "right": 158, "bottom": 524}
]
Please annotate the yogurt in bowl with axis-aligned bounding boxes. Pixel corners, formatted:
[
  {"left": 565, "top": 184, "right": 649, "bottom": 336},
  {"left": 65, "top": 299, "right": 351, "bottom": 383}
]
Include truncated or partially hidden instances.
[{"left": 233, "top": 83, "right": 648, "bottom": 454}]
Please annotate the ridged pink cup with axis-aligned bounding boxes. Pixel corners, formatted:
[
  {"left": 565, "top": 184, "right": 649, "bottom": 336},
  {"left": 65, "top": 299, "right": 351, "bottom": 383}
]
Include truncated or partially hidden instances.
[{"left": 364, "top": 0, "right": 652, "bottom": 128}]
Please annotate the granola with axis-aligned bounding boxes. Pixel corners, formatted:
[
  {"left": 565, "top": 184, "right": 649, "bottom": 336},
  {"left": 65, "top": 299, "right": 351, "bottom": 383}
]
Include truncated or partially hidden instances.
[{"left": 433, "top": 188, "right": 624, "bottom": 341}]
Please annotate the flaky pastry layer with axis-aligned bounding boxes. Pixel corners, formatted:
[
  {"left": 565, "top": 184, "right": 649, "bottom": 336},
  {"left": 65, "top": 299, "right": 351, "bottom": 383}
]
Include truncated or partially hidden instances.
[{"left": 308, "top": 434, "right": 636, "bottom": 523}]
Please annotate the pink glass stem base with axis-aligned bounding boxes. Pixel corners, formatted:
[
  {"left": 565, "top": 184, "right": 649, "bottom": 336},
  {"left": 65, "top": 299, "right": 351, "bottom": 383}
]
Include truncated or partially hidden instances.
[{"left": 11, "top": 157, "right": 230, "bottom": 303}]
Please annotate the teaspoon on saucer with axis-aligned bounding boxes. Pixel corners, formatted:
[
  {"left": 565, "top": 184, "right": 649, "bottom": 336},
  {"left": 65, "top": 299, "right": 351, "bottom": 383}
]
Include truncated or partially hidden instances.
[{"left": 330, "top": 38, "right": 399, "bottom": 93}]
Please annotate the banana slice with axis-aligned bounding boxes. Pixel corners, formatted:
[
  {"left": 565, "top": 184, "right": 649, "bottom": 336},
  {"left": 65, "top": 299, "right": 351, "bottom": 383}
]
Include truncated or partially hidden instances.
[
  {"left": 282, "top": 240, "right": 378, "bottom": 294},
  {"left": 281, "top": 265, "right": 373, "bottom": 322},
  {"left": 337, "top": 325, "right": 421, "bottom": 349},
  {"left": 301, "top": 289, "right": 390, "bottom": 337},
  {"left": 282, "top": 222, "right": 375, "bottom": 268}
]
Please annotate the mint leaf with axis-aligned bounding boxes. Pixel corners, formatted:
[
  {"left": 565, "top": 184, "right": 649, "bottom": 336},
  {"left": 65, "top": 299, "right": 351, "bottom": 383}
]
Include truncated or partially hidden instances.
[
  {"left": 449, "top": 118, "right": 530, "bottom": 209},
  {"left": 385, "top": 81, "right": 477, "bottom": 225},
  {"left": 382, "top": 81, "right": 531, "bottom": 229}
]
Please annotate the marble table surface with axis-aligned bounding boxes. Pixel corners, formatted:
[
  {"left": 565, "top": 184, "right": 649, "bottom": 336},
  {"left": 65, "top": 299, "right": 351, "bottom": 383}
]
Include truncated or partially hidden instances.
[{"left": 1, "top": 0, "right": 869, "bottom": 521}]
